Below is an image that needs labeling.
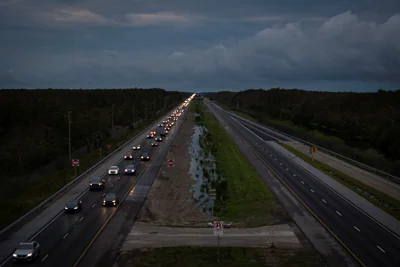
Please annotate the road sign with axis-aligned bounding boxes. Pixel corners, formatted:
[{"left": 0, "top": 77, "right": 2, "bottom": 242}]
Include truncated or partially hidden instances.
[
  {"left": 167, "top": 159, "right": 175, "bottom": 167},
  {"left": 72, "top": 159, "right": 80, "bottom": 167},
  {"left": 214, "top": 221, "right": 223, "bottom": 231},
  {"left": 311, "top": 146, "right": 317, "bottom": 153}
]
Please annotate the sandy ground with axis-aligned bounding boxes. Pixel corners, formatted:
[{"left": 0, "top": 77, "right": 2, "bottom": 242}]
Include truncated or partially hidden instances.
[{"left": 136, "top": 109, "right": 211, "bottom": 226}]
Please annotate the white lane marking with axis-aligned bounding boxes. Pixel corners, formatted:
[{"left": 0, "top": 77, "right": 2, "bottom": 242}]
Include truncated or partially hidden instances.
[
  {"left": 270, "top": 154, "right": 272, "bottom": 156},
  {"left": 274, "top": 158, "right": 277, "bottom": 160},
  {"left": 118, "top": 176, "right": 120, "bottom": 180},
  {"left": 301, "top": 181, "right": 304, "bottom": 184},
  {"left": 41, "top": 254, "right": 48, "bottom": 262},
  {"left": 322, "top": 199, "right": 327, "bottom": 204},
  {"left": 92, "top": 204, "right": 96, "bottom": 208},
  {"left": 310, "top": 189, "right": 315, "bottom": 193},
  {"left": 63, "top": 233, "right": 69, "bottom": 239},
  {"left": 376, "top": 245, "right": 386, "bottom": 253},
  {"left": 111, "top": 184, "right": 114, "bottom": 187},
  {"left": 102, "top": 193, "right": 106, "bottom": 197},
  {"left": 280, "top": 163, "right": 282, "bottom": 165},
  {"left": 293, "top": 174, "right": 296, "bottom": 177},
  {"left": 286, "top": 168, "right": 289, "bottom": 171},
  {"left": 353, "top": 226, "right": 360, "bottom": 232},
  {"left": 336, "top": 211, "right": 342, "bottom": 216},
  {"left": 79, "top": 216, "right": 84, "bottom": 222}
]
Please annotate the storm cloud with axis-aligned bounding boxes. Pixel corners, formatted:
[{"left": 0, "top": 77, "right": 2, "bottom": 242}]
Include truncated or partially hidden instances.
[{"left": 1, "top": 0, "right": 399, "bottom": 91}]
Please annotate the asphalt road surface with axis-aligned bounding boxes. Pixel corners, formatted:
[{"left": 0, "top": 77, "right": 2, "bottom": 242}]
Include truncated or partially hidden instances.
[
  {"left": 206, "top": 101, "right": 400, "bottom": 267},
  {"left": 2, "top": 121, "right": 179, "bottom": 267}
]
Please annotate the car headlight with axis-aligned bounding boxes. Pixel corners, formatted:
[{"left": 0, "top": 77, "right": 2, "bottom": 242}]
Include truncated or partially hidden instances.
[
  {"left": 147, "top": 156, "right": 149, "bottom": 159},
  {"left": 103, "top": 200, "right": 106, "bottom": 202},
  {"left": 74, "top": 207, "right": 78, "bottom": 210},
  {"left": 141, "top": 156, "right": 144, "bottom": 159},
  {"left": 98, "top": 183, "right": 102, "bottom": 186},
  {"left": 125, "top": 169, "right": 128, "bottom": 172},
  {"left": 27, "top": 253, "right": 32, "bottom": 257},
  {"left": 90, "top": 183, "right": 92, "bottom": 186},
  {"left": 13, "top": 254, "right": 17, "bottom": 257},
  {"left": 112, "top": 200, "right": 116, "bottom": 203},
  {"left": 108, "top": 171, "right": 111, "bottom": 174},
  {"left": 65, "top": 207, "right": 68, "bottom": 209}
]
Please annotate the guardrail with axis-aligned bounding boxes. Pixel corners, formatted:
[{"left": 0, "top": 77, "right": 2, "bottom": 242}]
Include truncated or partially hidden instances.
[
  {"left": 0, "top": 105, "right": 181, "bottom": 237},
  {"left": 209, "top": 100, "right": 400, "bottom": 184}
]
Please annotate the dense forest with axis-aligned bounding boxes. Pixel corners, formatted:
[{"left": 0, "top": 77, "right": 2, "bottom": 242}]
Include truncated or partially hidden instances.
[
  {"left": 205, "top": 89, "right": 400, "bottom": 176},
  {"left": 0, "top": 88, "right": 186, "bottom": 178}
]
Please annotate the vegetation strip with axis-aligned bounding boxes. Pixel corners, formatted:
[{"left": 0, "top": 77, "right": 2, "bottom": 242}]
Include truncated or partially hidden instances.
[
  {"left": 278, "top": 142, "right": 400, "bottom": 221},
  {"left": 0, "top": 106, "right": 180, "bottom": 230},
  {"left": 131, "top": 247, "right": 323, "bottom": 267},
  {"left": 192, "top": 100, "right": 276, "bottom": 227}
]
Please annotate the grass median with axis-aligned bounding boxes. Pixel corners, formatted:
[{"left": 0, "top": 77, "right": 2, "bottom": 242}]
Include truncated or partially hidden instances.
[
  {"left": 1, "top": 107, "right": 178, "bottom": 231},
  {"left": 128, "top": 247, "right": 322, "bottom": 267},
  {"left": 278, "top": 142, "right": 400, "bottom": 221},
  {"left": 193, "top": 100, "right": 277, "bottom": 227}
]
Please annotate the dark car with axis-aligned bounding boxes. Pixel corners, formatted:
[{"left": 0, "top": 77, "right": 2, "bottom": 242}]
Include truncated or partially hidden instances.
[
  {"left": 64, "top": 200, "right": 82, "bottom": 212},
  {"left": 89, "top": 177, "right": 106, "bottom": 190},
  {"left": 151, "top": 141, "right": 158, "bottom": 146},
  {"left": 158, "top": 124, "right": 163, "bottom": 127},
  {"left": 146, "top": 133, "right": 154, "bottom": 139},
  {"left": 124, "top": 165, "right": 136, "bottom": 174},
  {"left": 102, "top": 193, "right": 119, "bottom": 206},
  {"left": 160, "top": 131, "right": 166, "bottom": 137},
  {"left": 124, "top": 153, "right": 133, "bottom": 160},
  {"left": 154, "top": 136, "right": 162, "bottom": 142},
  {"left": 140, "top": 152, "right": 150, "bottom": 161},
  {"left": 12, "top": 242, "right": 40, "bottom": 263}
]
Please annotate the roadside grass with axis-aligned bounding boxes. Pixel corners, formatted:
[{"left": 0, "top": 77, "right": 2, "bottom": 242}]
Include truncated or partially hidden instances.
[
  {"left": 278, "top": 142, "right": 400, "bottom": 221},
  {"left": 1, "top": 107, "right": 177, "bottom": 230},
  {"left": 133, "top": 247, "right": 323, "bottom": 267},
  {"left": 193, "top": 100, "right": 277, "bottom": 227}
]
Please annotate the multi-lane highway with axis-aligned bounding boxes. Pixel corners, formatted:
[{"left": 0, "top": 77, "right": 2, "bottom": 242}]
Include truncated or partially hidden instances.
[
  {"left": 1, "top": 96, "right": 194, "bottom": 267},
  {"left": 206, "top": 100, "right": 400, "bottom": 267}
]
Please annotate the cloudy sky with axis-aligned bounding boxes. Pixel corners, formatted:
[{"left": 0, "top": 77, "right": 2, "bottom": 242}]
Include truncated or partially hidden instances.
[{"left": 1, "top": 0, "right": 400, "bottom": 92}]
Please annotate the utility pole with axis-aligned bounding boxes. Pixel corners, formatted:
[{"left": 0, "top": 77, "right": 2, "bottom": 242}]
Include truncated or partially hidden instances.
[
  {"left": 132, "top": 104, "right": 135, "bottom": 128},
  {"left": 111, "top": 104, "right": 116, "bottom": 128},
  {"left": 68, "top": 111, "right": 72, "bottom": 161},
  {"left": 145, "top": 100, "right": 148, "bottom": 120}
]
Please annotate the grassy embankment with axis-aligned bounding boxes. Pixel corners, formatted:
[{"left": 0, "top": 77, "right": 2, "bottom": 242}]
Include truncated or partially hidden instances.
[
  {"left": 192, "top": 100, "right": 276, "bottom": 227},
  {"left": 1, "top": 108, "right": 177, "bottom": 230},
  {"left": 279, "top": 142, "right": 400, "bottom": 221},
  {"left": 132, "top": 247, "right": 322, "bottom": 267},
  {"left": 212, "top": 100, "right": 400, "bottom": 221}
]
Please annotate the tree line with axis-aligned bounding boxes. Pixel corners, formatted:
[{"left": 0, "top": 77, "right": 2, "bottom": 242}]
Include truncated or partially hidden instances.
[
  {"left": 0, "top": 88, "right": 187, "bottom": 178},
  {"left": 205, "top": 88, "right": 400, "bottom": 177}
]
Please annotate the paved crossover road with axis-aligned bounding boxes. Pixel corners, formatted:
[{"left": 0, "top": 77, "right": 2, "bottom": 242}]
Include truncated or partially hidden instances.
[
  {"left": 1, "top": 103, "right": 188, "bottom": 267},
  {"left": 206, "top": 100, "right": 400, "bottom": 267}
]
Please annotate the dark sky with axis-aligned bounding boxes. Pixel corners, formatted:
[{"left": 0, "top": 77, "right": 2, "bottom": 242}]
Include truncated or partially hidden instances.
[{"left": 1, "top": 0, "right": 400, "bottom": 92}]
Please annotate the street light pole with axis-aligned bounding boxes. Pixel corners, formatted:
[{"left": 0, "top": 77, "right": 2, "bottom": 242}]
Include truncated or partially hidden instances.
[
  {"left": 68, "top": 111, "right": 72, "bottom": 161},
  {"left": 111, "top": 104, "right": 116, "bottom": 128}
]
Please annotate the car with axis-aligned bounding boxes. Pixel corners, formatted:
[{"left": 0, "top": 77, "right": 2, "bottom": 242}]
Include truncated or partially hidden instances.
[
  {"left": 170, "top": 122, "right": 175, "bottom": 126},
  {"left": 147, "top": 133, "right": 154, "bottom": 139},
  {"left": 103, "top": 193, "right": 119, "bottom": 206},
  {"left": 132, "top": 144, "right": 141, "bottom": 150},
  {"left": 151, "top": 130, "right": 157, "bottom": 135},
  {"left": 154, "top": 136, "right": 162, "bottom": 142},
  {"left": 124, "top": 153, "right": 133, "bottom": 159},
  {"left": 140, "top": 152, "right": 150, "bottom": 161},
  {"left": 151, "top": 142, "right": 158, "bottom": 146},
  {"left": 158, "top": 124, "right": 163, "bottom": 127},
  {"left": 12, "top": 242, "right": 40, "bottom": 262},
  {"left": 89, "top": 177, "right": 106, "bottom": 190},
  {"left": 108, "top": 166, "right": 119, "bottom": 175},
  {"left": 160, "top": 131, "right": 166, "bottom": 137},
  {"left": 124, "top": 165, "right": 136, "bottom": 174},
  {"left": 65, "top": 200, "right": 82, "bottom": 212},
  {"left": 163, "top": 120, "right": 168, "bottom": 123}
]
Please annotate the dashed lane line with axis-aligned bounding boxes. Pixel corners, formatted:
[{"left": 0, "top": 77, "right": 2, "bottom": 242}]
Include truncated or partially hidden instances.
[
  {"left": 322, "top": 199, "right": 327, "bottom": 204},
  {"left": 376, "top": 245, "right": 386, "bottom": 253},
  {"left": 354, "top": 226, "right": 361, "bottom": 232},
  {"left": 336, "top": 211, "right": 342, "bottom": 216},
  {"left": 41, "top": 254, "right": 48, "bottom": 262},
  {"left": 63, "top": 233, "right": 69, "bottom": 239}
]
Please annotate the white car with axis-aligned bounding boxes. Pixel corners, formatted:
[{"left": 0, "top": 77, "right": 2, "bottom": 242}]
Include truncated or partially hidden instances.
[
  {"left": 108, "top": 166, "right": 119, "bottom": 175},
  {"left": 133, "top": 144, "right": 141, "bottom": 150}
]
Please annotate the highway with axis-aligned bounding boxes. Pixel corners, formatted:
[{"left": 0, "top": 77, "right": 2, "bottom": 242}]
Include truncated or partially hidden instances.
[
  {"left": 206, "top": 100, "right": 400, "bottom": 267},
  {"left": 1, "top": 100, "right": 190, "bottom": 267}
]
